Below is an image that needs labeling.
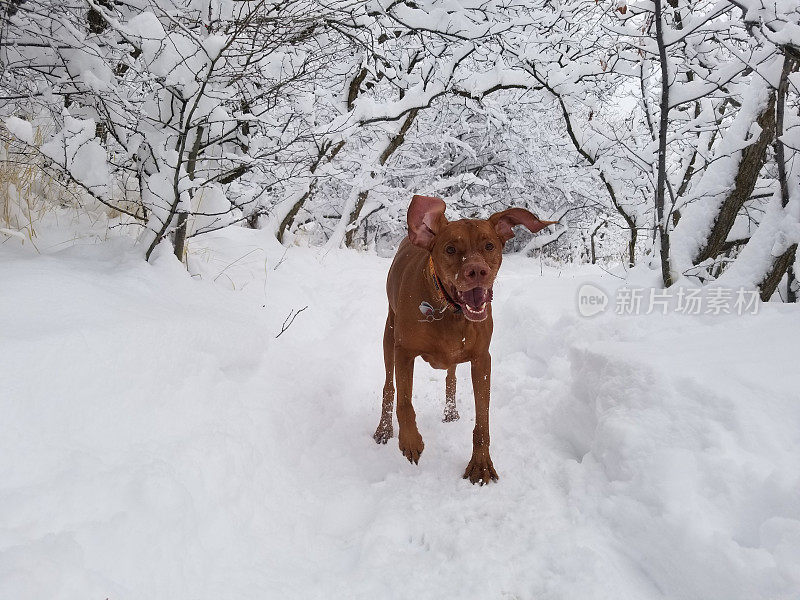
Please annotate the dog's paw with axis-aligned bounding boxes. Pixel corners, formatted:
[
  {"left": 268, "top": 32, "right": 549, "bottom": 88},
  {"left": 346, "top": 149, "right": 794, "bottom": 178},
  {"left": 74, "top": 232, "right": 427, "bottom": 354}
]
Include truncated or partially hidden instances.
[
  {"left": 373, "top": 422, "right": 393, "bottom": 444},
  {"left": 398, "top": 430, "right": 424, "bottom": 464},
  {"left": 442, "top": 408, "right": 460, "bottom": 422},
  {"left": 463, "top": 450, "right": 498, "bottom": 485}
]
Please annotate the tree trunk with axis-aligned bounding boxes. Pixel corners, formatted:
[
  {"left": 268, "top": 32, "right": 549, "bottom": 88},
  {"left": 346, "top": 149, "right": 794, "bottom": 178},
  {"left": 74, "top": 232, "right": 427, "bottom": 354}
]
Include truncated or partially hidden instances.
[
  {"left": 277, "top": 140, "right": 345, "bottom": 244},
  {"left": 173, "top": 211, "right": 189, "bottom": 261},
  {"left": 173, "top": 125, "right": 204, "bottom": 262},
  {"left": 628, "top": 225, "right": 637, "bottom": 268},
  {"left": 540, "top": 78, "right": 638, "bottom": 267},
  {"left": 787, "top": 264, "right": 797, "bottom": 303},
  {"left": 759, "top": 244, "right": 797, "bottom": 302},
  {"left": 276, "top": 68, "right": 367, "bottom": 243},
  {"left": 654, "top": 0, "right": 673, "bottom": 287},
  {"left": 695, "top": 92, "right": 777, "bottom": 264},
  {"left": 590, "top": 220, "right": 606, "bottom": 264},
  {"left": 344, "top": 108, "right": 418, "bottom": 248},
  {"left": 758, "top": 54, "right": 798, "bottom": 302}
]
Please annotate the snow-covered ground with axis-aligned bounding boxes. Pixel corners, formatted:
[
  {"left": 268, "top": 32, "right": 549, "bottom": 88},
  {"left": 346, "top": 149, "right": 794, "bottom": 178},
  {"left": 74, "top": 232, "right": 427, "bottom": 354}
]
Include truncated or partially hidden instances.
[{"left": 2, "top": 227, "right": 799, "bottom": 600}]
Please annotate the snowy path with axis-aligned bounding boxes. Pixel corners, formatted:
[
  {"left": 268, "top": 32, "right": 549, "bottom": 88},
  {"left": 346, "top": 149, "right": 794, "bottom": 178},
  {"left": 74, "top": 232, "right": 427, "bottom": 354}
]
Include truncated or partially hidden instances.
[{"left": 2, "top": 229, "right": 799, "bottom": 600}]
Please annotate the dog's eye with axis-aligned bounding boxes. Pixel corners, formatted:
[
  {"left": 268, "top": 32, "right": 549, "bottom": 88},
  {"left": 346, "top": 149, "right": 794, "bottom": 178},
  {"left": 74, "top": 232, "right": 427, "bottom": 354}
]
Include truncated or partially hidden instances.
[
  {"left": 445, "top": 245, "right": 456, "bottom": 255},
  {"left": 485, "top": 242, "right": 495, "bottom": 251}
]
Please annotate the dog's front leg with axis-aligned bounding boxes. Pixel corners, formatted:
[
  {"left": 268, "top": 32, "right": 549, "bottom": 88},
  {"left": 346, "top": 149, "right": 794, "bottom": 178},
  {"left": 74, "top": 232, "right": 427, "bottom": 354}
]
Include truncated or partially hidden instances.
[
  {"left": 464, "top": 351, "right": 498, "bottom": 484},
  {"left": 395, "top": 347, "right": 424, "bottom": 464},
  {"left": 443, "top": 366, "right": 460, "bottom": 422}
]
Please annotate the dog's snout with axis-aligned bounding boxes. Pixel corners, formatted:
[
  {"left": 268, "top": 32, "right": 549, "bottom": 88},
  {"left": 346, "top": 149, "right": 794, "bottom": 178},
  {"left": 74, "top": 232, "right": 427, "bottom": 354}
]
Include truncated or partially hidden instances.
[{"left": 464, "top": 262, "right": 489, "bottom": 283}]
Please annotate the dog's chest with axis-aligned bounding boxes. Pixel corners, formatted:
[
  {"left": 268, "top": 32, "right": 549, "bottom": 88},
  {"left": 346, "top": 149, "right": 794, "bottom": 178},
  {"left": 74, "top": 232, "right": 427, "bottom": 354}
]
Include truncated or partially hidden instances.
[{"left": 418, "top": 317, "right": 487, "bottom": 368}]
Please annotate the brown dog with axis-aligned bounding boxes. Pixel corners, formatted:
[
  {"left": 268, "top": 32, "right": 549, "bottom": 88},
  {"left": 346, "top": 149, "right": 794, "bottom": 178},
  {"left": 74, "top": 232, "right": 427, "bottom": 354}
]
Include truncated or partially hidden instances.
[{"left": 373, "top": 194, "right": 557, "bottom": 484}]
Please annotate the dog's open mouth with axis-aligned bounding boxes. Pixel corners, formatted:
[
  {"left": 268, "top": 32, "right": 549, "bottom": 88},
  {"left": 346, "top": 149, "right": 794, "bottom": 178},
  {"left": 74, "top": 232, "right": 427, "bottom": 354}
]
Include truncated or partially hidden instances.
[{"left": 455, "top": 286, "right": 493, "bottom": 321}]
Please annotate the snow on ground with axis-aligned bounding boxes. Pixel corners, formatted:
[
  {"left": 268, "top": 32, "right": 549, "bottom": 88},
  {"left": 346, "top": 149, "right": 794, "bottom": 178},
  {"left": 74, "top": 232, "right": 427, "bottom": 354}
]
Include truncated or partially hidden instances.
[{"left": 1, "top": 226, "right": 800, "bottom": 600}]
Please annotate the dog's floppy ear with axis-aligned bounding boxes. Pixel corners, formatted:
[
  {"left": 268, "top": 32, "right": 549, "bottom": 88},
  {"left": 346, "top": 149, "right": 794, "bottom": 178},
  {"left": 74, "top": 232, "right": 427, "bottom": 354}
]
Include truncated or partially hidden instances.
[
  {"left": 489, "top": 208, "right": 558, "bottom": 244},
  {"left": 408, "top": 195, "right": 447, "bottom": 251}
]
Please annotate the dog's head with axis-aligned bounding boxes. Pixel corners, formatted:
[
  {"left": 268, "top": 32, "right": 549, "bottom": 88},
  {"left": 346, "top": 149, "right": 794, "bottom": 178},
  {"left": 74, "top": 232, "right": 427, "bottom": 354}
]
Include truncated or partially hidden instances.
[{"left": 408, "top": 194, "right": 557, "bottom": 322}]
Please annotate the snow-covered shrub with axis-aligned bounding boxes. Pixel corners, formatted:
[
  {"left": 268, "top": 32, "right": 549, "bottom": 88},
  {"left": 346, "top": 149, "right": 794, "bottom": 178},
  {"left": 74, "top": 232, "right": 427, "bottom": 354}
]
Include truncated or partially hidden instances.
[{"left": 1, "top": 0, "right": 798, "bottom": 300}]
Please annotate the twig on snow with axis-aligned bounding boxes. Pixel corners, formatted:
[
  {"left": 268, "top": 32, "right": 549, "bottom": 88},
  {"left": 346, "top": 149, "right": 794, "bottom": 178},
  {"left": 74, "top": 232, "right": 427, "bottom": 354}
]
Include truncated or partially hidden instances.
[{"left": 275, "top": 306, "right": 308, "bottom": 338}]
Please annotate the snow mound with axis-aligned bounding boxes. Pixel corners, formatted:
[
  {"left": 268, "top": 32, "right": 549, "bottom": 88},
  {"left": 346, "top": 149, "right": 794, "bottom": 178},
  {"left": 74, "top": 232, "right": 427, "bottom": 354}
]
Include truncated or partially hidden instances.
[{"left": 1, "top": 231, "right": 799, "bottom": 599}]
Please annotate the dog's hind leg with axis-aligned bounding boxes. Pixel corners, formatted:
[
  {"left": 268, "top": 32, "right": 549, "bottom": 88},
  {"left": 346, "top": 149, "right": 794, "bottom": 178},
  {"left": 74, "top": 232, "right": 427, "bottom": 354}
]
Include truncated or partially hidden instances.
[
  {"left": 373, "top": 309, "right": 395, "bottom": 444},
  {"left": 443, "top": 366, "right": 460, "bottom": 422}
]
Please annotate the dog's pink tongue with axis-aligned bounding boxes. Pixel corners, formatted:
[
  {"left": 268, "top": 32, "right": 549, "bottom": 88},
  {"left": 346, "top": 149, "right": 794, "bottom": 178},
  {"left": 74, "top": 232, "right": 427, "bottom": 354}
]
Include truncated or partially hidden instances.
[{"left": 462, "top": 287, "right": 489, "bottom": 309}]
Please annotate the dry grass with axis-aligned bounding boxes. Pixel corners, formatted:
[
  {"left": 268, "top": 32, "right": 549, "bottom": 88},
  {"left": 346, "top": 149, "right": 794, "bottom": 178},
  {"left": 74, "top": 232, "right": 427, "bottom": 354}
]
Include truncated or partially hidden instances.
[
  {"left": 0, "top": 120, "right": 140, "bottom": 249},
  {"left": 0, "top": 123, "right": 82, "bottom": 246}
]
